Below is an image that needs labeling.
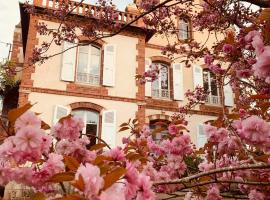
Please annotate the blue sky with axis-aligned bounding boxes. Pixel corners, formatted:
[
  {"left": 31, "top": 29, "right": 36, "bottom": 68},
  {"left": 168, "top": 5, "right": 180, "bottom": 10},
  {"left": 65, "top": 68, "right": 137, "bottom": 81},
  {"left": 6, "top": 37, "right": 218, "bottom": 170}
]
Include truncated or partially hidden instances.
[{"left": 0, "top": 0, "right": 133, "bottom": 62}]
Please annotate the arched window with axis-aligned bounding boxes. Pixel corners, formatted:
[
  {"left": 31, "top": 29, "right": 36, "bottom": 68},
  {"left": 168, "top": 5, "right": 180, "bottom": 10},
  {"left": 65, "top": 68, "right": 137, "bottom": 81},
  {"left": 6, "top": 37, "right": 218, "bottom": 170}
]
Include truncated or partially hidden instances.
[
  {"left": 179, "top": 18, "right": 190, "bottom": 40},
  {"left": 203, "top": 69, "right": 220, "bottom": 105},
  {"left": 149, "top": 119, "right": 170, "bottom": 141},
  {"left": 151, "top": 63, "right": 170, "bottom": 99},
  {"left": 72, "top": 109, "right": 99, "bottom": 146},
  {"left": 76, "top": 44, "right": 101, "bottom": 85}
]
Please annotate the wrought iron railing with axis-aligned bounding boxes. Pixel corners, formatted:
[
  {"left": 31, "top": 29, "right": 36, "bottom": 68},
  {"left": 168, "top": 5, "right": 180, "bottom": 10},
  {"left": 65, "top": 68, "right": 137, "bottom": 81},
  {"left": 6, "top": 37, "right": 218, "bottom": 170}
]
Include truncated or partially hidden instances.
[{"left": 76, "top": 73, "right": 100, "bottom": 85}]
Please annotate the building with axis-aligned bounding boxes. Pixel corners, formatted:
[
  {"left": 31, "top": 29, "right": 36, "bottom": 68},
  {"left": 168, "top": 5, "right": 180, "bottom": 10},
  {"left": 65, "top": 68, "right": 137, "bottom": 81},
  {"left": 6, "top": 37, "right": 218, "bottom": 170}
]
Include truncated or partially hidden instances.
[{"left": 13, "top": 0, "right": 234, "bottom": 149}]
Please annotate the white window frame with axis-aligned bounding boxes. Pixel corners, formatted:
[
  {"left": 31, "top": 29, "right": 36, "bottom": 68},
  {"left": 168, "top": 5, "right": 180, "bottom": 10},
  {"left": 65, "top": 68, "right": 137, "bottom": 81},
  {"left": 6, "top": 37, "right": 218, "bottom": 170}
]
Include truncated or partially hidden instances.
[
  {"left": 72, "top": 110, "right": 99, "bottom": 136},
  {"left": 151, "top": 63, "right": 170, "bottom": 100},
  {"left": 76, "top": 44, "right": 101, "bottom": 86},
  {"left": 203, "top": 70, "right": 221, "bottom": 105},
  {"left": 179, "top": 18, "right": 190, "bottom": 40}
]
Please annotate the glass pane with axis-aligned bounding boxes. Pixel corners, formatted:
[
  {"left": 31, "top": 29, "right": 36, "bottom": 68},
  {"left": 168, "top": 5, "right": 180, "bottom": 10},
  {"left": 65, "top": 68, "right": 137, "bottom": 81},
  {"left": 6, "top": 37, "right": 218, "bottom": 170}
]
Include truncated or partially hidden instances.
[
  {"left": 77, "top": 51, "right": 88, "bottom": 73},
  {"left": 86, "top": 111, "right": 99, "bottom": 124},
  {"left": 160, "top": 66, "right": 168, "bottom": 90},
  {"left": 86, "top": 124, "right": 97, "bottom": 146},
  {"left": 203, "top": 71, "right": 209, "bottom": 92},
  {"left": 90, "top": 54, "right": 100, "bottom": 75}
]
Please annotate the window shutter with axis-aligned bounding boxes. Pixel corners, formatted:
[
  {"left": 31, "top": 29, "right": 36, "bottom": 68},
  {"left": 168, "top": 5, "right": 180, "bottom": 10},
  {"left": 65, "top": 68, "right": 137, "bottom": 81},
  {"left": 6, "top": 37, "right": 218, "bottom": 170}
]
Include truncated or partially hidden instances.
[
  {"left": 101, "top": 110, "right": 117, "bottom": 148},
  {"left": 53, "top": 105, "right": 70, "bottom": 125},
  {"left": 61, "top": 41, "right": 77, "bottom": 82},
  {"left": 192, "top": 65, "right": 203, "bottom": 89},
  {"left": 145, "top": 58, "right": 152, "bottom": 97},
  {"left": 173, "top": 63, "right": 184, "bottom": 100},
  {"left": 224, "top": 78, "right": 234, "bottom": 107},
  {"left": 103, "top": 44, "right": 117, "bottom": 87},
  {"left": 197, "top": 124, "right": 207, "bottom": 148}
]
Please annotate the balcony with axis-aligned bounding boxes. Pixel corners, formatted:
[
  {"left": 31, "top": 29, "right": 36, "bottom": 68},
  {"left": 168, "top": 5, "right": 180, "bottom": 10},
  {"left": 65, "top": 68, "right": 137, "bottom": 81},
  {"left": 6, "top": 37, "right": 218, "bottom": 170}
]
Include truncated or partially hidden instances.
[
  {"left": 76, "top": 73, "right": 100, "bottom": 85},
  {"left": 34, "top": 0, "right": 141, "bottom": 26},
  {"left": 152, "top": 89, "right": 170, "bottom": 99},
  {"left": 205, "top": 95, "right": 220, "bottom": 105}
]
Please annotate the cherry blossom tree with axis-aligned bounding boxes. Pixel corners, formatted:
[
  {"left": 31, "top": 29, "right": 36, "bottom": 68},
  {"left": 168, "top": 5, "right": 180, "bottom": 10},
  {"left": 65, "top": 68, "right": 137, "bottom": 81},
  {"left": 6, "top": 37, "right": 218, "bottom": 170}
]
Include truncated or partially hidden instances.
[{"left": 0, "top": 0, "right": 270, "bottom": 199}]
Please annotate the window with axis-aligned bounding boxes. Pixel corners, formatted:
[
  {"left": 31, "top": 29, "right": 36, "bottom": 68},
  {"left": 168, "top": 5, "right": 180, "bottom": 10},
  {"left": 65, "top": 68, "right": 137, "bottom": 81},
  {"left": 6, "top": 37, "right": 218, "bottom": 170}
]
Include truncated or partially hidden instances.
[
  {"left": 72, "top": 110, "right": 99, "bottom": 146},
  {"left": 152, "top": 63, "right": 170, "bottom": 99},
  {"left": 179, "top": 18, "right": 190, "bottom": 40},
  {"left": 76, "top": 45, "right": 101, "bottom": 85},
  {"left": 149, "top": 119, "right": 170, "bottom": 141},
  {"left": 203, "top": 69, "right": 220, "bottom": 105}
]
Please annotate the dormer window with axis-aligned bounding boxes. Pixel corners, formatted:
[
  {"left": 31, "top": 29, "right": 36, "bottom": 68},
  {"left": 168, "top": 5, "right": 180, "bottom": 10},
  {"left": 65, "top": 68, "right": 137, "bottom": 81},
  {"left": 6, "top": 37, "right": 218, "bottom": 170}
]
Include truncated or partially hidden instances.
[{"left": 179, "top": 18, "right": 190, "bottom": 40}]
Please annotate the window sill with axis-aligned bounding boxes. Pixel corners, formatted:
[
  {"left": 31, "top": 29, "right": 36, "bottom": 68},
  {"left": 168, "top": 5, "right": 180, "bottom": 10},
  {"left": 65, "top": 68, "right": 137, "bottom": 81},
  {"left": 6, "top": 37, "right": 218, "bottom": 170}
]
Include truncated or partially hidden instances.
[
  {"left": 200, "top": 104, "right": 228, "bottom": 114},
  {"left": 66, "top": 83, "right": 108, "bottom": 96}
]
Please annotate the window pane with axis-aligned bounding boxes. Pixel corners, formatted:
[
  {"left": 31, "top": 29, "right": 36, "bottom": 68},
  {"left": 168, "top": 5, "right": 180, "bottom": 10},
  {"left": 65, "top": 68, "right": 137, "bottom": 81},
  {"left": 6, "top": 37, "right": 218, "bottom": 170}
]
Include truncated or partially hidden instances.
[
  {"left": 179, "top": 19, "right": 189, "bottom": 40},
  {"left": 86, "top": 111, "right": 99, "bottom": 124},
  {"left": 160, "top": 66, "right": 168, "bottom": 90},
  {"left": 78, "top": 47, "right": 88, "bottom": 73}
]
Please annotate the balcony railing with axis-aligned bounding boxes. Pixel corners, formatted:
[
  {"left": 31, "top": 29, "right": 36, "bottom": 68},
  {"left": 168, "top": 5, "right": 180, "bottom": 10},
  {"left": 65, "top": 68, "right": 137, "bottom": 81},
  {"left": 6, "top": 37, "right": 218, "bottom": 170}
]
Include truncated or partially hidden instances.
[
  {"left": 152, "top": 89, "right": 170, "bottom": 99},
  {"left": 76, "top": 72, "right": 100, "bottom": 85},
  {"left": 34, "top": 0, "right": 140, "bottom": 26},
  {"left": 205, "top": 95, "right": 220, "bottom": 105}
]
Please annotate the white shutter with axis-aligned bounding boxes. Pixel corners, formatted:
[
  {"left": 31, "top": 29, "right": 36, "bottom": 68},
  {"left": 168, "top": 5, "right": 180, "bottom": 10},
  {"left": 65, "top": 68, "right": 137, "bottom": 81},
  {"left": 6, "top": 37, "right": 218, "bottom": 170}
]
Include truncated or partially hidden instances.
[
  {"left": 145, "top": 58, "right": 152, "bottom": 97},
  {"left": 61, "top": 41, "right": 77, "bottom": 81},
  {"left": 103, "top": 44, "right": 117, "bottom": 87},
  {"left": 53, "top": 105, "right": 70, "bottom": 125},
  {"left": 197, "top": 124, "right": 207, "bottom": 148},
  {"left": 173, "top": 63, "right": 184, "bottom": 100},
  {"left": 192, "top": 65, "right": 203, "bottom": 89},
  {"left": 224, "top": 78, "right": 234, "bottom": 107},
  {"left": 101, "top": 110, "right": 117, "bottom": 148}
]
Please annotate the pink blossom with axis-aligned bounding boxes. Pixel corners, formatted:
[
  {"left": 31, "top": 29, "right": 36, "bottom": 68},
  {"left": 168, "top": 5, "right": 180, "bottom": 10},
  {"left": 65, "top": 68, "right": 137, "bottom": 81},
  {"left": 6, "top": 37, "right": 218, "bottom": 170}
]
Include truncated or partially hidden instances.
[
  {"left": 252, "top": 35, "right": 264, "bottom": 55},
  {"left": 52, "top": 116, "right": 84, "bottom": 140},
  {"left": 204, "top": 54, "right": 214, "bottom": 65},
  {"left": 75, "top": 163, "right": 104, "bottom": 199},
  {"left": 55, "top": 139, "right": 74, "bottom": 155},
  {"left": 184, "top": 192, "right": 193, "bottom": 200},
  {"left": 14, "top": 126, "right": 43, "bottom": 152},
  {"left": 40, "top": 134, "right": 52, "bottom": 154},
  {"left": 204, "top": 125, "right": 228, "bottom": 143},
  {"left": 245, "top": 30, "right": 261, "bottom": 43},
  {"left": 100, "top": 183, "right": 125, "bottom": 200},
  {"left": 108, "top": 147, "right": 125, "bottom": 161},
  {"left": 15, "top": 111, "right": 41, "bottom": 131},
  {"left": 248, "top": 189, "right": 265, "bottom": 200},
  {"left": 136, "top": 174, "right": 155, "bottom": 200},
  {"left": 44, "top": 153, "right": 65, "bottom": 174},
  {"left": 222, "top": 44, "right": 234, "bottom": 54},
  {"left": 205, "top": 186, "right": 222, "bottom": 200},
  {"left": 253, "top": 46, "right": 270, "bottom": 83},
  {"left": 168, "top": 124, "right": 178, "bottom": 135},
  {"left": 235, "top": 116, "right": 270, "bottom": 146},
  {"left": 198, "top": 161, "right": 214, "bottom": 172}
]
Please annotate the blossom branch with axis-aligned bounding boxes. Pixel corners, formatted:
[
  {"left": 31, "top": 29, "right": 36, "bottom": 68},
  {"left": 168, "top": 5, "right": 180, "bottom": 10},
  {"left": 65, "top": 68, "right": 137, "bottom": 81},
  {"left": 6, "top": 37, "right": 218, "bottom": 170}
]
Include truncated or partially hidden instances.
[{"left": 154, "top": 163, "right": 270, "bottom": 185}]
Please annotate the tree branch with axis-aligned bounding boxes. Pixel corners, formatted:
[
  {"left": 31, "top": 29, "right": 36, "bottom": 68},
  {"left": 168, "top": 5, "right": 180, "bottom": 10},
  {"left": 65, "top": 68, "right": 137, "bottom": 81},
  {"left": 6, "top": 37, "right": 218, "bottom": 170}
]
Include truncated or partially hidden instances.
[{"left": 154, "top": 163, "right": 270, "bottom": 185}]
